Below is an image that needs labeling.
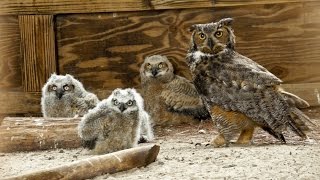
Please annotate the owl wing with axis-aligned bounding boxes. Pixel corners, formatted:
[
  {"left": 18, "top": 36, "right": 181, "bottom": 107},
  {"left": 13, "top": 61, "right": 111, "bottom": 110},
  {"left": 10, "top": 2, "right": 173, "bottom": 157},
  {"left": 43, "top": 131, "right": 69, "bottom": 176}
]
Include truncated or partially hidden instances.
[
  {"left": 195, "top": 51, "right": 306, "bottom": 139},
  {"left": 221, "top": 52, "right": 282, "bottom": 87},
  {"left": 161, "top": 75, "right": 210, "bottom": 120},
  {"left": 78, "top": 101, "right": 112, "bottom": 149}
]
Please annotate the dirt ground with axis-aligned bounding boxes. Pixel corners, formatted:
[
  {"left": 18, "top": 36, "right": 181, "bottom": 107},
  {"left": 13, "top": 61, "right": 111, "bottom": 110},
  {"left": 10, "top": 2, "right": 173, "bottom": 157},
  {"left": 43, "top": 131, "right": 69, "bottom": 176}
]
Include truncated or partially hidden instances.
[{"left": 1, "top": 108, "right": 320, "bottom": 179}]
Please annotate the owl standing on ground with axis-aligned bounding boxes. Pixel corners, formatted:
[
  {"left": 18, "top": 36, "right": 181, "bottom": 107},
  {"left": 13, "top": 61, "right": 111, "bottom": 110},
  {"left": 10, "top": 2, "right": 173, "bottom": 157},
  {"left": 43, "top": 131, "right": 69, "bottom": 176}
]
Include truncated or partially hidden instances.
[
  {"left": 186, "top": 18, "right": 312, "bottom": 147},
  {"left": 41, "top": 74, "right": 99, "bottom": 118},
  {"left": 140, "top": 55, "right": 211, "bottom": 126},
  {"left": 78, "top": 88, "right": 153, "bottom": 154}
]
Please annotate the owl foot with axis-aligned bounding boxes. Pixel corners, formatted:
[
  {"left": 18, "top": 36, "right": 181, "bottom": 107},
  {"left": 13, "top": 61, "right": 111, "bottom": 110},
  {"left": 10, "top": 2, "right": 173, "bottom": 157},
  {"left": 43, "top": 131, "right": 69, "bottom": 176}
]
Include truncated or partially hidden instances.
[
  {"left": 138, "top": 136, "right": 150, "bottom": 143},
  {"left": 210, "top": 134, "right": 226, "bottom": 148},
  {"left": 236, "top": 127, "right": 254, "bottom": 146},
  {"left": 231, "top": 141, "right": 253, "bottom": 147}
]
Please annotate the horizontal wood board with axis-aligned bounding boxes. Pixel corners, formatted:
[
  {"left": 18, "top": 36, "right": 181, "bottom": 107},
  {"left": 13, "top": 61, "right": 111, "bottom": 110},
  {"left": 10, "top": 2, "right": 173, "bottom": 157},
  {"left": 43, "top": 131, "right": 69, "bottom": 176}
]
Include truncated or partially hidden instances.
[
  {"left": 0, "top": 0, "right": 316, "bottom": 15},
  {"left": 56, "top": 2, "right": 320, "bottom": 93}
]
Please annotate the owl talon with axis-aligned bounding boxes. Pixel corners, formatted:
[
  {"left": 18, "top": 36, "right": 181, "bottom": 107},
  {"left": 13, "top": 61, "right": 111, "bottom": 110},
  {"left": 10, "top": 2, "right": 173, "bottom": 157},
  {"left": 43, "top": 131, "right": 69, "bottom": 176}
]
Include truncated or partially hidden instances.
[{"left": 210, "top": 134, "right": 226, "bottom": 148}]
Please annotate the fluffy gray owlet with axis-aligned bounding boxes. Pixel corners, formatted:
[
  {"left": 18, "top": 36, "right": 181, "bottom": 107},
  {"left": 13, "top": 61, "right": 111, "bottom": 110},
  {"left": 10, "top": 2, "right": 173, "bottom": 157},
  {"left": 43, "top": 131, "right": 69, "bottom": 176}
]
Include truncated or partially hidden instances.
[
  {"left": 41, "top": 74, "right": 99, "bottom": 118},
  {"left": 140, "top": 55, "right": 211, "bottom": 126},
  {"left": 186, "top": 18, "right": 312, "bottom": 147},
  {"left": 78, "top": 88, "right": 153, "bottom": 154}
]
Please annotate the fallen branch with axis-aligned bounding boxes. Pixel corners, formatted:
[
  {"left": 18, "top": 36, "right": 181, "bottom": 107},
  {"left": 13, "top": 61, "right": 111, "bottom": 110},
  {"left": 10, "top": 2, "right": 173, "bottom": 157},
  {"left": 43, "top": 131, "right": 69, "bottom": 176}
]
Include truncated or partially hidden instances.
[
  {"left": 4, "top": 144, "right": 160, "bottom": 180},
  {"left": 0, "top": 117, "right": 81, "bottom": 152}
]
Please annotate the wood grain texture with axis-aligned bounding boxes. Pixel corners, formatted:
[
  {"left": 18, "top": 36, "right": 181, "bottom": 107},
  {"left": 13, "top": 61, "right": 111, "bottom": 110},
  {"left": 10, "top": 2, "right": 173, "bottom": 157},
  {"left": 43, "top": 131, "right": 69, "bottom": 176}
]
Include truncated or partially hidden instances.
[
  {"left": 19, "top": 15, "right": 57, "bottom": 92},
  {"left": 57, "top": 2, "right": 320, "bottom": 94},
  {"left": 0, "top": 16, "right": 22, "bottom": 91},
  {"left": 0, "top": 91, "right": 41, "bottom": 115},
  {"left": 0, "top": 117, "right": 81, "bottom": 152},
  {"left": 0, "top": 0, "right": 316, "bottom": 15}
]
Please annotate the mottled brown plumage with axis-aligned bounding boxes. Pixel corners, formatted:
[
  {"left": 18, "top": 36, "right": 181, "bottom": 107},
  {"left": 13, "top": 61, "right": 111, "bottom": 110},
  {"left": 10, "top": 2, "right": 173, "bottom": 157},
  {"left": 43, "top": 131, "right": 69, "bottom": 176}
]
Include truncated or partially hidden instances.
[
  {"left": 140, "top": 55, "right": 210, "bottom": 126},
  {"left": 186, "top": 18, "right": 311, "bottom": 147}
]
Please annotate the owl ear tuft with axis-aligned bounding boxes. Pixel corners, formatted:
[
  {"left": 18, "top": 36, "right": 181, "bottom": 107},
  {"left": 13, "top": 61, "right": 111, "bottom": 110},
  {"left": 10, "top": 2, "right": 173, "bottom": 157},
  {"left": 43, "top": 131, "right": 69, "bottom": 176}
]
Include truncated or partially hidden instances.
[
  {"left": 65, "top": 74, "right": 73, "bottom": 78},
  {"left": 50, "top": 73, "right": 58, "bottom": 79},
  {"left": 113, "top": 88, "right": 121, "bottom": 96},
  {"left": 218, "top": 18, "right": 234, "bottom": 27},
  {"left": 189, "top": 24, "right": 197, "bottom": 32}
]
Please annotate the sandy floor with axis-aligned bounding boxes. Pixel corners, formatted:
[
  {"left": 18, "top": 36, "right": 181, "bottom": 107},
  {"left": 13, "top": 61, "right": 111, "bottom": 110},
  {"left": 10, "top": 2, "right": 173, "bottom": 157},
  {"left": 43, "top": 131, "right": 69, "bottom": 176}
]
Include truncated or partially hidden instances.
[{"left": 1, "top": 108, "right": 320, "bottom": 179}]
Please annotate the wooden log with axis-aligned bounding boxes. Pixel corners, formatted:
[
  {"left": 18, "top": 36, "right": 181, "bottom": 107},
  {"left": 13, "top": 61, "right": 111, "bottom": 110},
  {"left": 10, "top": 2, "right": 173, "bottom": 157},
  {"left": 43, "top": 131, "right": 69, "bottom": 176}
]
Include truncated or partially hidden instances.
[
  {"left": 4, "top": 144, "right": 160, "bottom": 180},
  {"left": 0, "top": 117, "right": 81, "bottom": 153}
]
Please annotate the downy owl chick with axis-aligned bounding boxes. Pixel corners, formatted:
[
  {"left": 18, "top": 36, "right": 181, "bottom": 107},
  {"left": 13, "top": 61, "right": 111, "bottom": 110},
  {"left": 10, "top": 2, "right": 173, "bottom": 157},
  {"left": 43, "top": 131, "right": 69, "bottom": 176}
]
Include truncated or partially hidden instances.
[
  {"left": 186, "top": 18, "right": 311, "bottom": 147},
  {"left": 140, "top": 55, "right": 210, "bottom": 126},
  {"left": 78, "top": 88, "right": 153, "bottom": 154},
  {"left": 41, "top": 73, "right": 99, "bottom": 118}
]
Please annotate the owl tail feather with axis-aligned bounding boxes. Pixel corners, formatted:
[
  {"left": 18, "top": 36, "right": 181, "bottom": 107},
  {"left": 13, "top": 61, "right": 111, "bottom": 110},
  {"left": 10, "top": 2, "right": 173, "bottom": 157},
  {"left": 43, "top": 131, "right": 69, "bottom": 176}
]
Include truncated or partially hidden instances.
[
  {"left": 287, "top": 107, "right": 312, "bottom": 139},
  {"left": 291, "top": 107, "right": 317, "bottom": 126},
  {"left": 280, "top": 90, "right": 310, "bottom": 109},
  {"left": 261, "top": 126, "right": 286, "bottom": 143}
]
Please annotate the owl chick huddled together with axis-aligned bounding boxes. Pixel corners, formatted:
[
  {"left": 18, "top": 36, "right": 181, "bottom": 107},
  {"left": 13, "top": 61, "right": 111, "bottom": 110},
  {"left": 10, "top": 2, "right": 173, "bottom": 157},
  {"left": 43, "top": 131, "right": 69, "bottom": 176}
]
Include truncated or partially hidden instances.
[
  {"left": 41, "top": 73, "right": 100, "bottom": 118},
  {"left": 140, "top": 55, "right": 211, "bottom": 126},
  {"left": 78, "top": 88, "right": 153, "bottom": 154},
  {"left": 186, "top": 18, "right": 313, "bottom": 147}
]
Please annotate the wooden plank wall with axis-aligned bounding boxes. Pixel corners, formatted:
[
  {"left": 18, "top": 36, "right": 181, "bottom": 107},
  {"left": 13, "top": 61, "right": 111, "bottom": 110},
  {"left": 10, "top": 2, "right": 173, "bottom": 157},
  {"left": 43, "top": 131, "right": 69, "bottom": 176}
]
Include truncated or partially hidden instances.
[{"left": 0, "top": 0, "right": 320, "bottom": 118}]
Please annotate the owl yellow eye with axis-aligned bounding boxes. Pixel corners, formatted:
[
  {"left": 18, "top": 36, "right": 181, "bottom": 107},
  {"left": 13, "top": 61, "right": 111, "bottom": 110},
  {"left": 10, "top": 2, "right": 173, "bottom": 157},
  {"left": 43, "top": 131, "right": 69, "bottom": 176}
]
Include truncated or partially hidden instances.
[
  {"left": 199, "top": 33, "right": 206, "bottom": 40},
  {"left": 113, "top": 99, "right": 119, "bottom": 106},
  {"left": 158, "top": 63, "right": 163, "bottom": 69},
  {"left": 215, "top": 31, "right": 223, "bottom": 38},
  {"left": 63, "top": 85, "right": 70, "bottom": 91},
  {"left": 127, "top": 100, "right": 133, "bottom": 106},
  {"left": 52, "top": 85, "right": 57, "bottom": 91}
]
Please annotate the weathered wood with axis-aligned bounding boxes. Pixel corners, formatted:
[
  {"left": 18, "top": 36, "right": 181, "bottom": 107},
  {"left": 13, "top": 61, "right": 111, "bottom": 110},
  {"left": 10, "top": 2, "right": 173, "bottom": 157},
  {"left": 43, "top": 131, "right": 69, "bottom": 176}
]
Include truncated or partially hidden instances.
[
  {"left": 57, "top": 2, "right": 320, "bottom": 93},
  {"left": 0, "top": 16, "right": 22, "bottom": 91},
  {"left": 0, "top": 0, "right": 316, "bottom": 15},
  {"left": 19, "top": 15, "right": 57, "bottom": 92},
  {"left": 0, "top": 92, "right": 41, "bottom": 115},
  {"left": 0, "top": 117, "right": 81, "bottom": 152},
  {"left": 4, "top": 144, "right": 160, "bottom": 180}
]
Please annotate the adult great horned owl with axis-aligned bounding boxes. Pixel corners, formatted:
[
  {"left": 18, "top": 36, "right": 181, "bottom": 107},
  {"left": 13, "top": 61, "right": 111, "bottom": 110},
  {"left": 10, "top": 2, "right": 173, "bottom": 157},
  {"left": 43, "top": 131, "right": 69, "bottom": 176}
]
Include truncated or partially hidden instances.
[
  {"left": 186, "top": 18, "right": 311, "bottom": 147},
  {"left": 41, "top": 74, "right": 99, "bottom": 118},
  {"left": 140, "top": 55, "right": 210, "bottom": 126},
  {"left": 78, "top": 88, "right": 153, "bottom": 154}
]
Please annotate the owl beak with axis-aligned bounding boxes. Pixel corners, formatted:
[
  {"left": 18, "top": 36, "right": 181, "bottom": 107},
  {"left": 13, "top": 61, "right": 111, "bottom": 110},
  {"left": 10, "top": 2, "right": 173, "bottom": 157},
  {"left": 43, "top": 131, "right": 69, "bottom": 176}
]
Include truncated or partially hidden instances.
[
  {"left": 151, "top": 68, "right": 158, "bottom": 77},
  {"left": 56, "top": 90, "right": 64, "bottom": 99},
  {"left": 207, "top": 38, "right": 214, "bottom": 50},
  {"left": 119, "top": 103, "right": 127, "bottom": 112}
]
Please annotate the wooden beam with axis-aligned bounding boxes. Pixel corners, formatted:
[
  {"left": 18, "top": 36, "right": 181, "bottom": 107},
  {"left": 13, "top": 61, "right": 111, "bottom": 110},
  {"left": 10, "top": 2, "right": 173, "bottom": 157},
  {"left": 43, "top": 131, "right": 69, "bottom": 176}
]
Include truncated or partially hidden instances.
[
  {"left": 0, "top": 16, "right": 22, "bottom": 91},
  {"left": 4, "top": 144, "right": 160, "bottom": 180},
  {"left": 0, "top": 0, "right": 316, "bottom": 15},
  {"left": 19, "top": 15, "right": 57, "bottom": 92},
  {"left": 0, "top": 117, "right": 81, "bottom": 152}
]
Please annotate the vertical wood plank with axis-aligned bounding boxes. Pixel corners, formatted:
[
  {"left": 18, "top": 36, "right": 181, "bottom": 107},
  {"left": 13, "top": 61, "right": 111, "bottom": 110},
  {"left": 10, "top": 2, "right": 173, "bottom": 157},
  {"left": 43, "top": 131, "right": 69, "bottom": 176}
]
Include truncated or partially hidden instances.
[{"left": 19, "top": 15, "right": 57, "bottom": 92}]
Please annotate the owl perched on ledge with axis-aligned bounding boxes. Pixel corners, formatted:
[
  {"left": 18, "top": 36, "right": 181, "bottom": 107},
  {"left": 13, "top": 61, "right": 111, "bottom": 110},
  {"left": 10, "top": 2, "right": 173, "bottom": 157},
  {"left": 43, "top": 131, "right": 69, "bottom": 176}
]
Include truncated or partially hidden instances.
[
  {"left": 41, "top": 74, "right": 99, "bottom": 118},
  {"left": 140, "top": 55, "right": 211, "bottom": 126},
  {"left": 186, "top": 18, "right": 311, "bottom": 147}
]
